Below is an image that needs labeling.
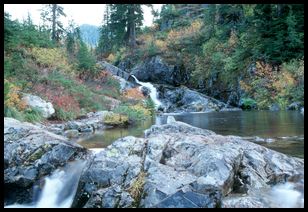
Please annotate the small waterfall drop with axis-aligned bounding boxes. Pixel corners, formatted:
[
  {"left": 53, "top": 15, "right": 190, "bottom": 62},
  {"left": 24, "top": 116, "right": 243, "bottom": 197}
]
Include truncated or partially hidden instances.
[
  {"left": 131, "top": 75, "right": 163, "bottom": 110},
  {"left": 5, "top": 160, "right": 86, "bottom": 208}
]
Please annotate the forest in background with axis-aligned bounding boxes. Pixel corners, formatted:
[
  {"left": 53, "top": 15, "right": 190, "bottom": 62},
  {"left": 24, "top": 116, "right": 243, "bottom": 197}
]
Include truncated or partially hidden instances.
[{"left": 4, "top": 4, "right": 304, "bottom": 123}]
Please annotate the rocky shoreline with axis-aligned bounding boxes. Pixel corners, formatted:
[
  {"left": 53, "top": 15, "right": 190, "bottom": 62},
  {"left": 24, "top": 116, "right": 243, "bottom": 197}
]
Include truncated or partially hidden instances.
[{"left": 4, "top": 117, "right": 304, "bottom": 208}]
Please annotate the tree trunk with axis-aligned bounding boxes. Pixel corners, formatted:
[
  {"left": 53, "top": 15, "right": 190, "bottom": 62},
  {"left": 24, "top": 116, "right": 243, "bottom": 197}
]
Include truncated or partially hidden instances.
[
  {"left": 128, "top": 5, "right": 136, "bottom": 49},
  {"left": 52, "top": 4, "right": 57, "bottom": 41}
]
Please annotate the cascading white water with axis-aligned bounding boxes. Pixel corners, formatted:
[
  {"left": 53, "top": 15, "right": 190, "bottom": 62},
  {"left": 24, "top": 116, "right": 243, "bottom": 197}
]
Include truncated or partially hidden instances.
[
  {"left": 131, "top": 75, "right": 163, "bottom": 110},
  {"left": 5, "top": 160, "right": 86, "bottom": 208},
  {"left": 250, "top": 182, "right": 304, "bottom": 208},
  {"left": 268, "top": 182, "right": 304, "bottom": 208}
]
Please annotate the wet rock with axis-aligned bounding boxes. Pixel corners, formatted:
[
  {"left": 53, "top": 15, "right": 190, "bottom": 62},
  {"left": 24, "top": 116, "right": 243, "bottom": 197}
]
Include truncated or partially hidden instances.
[
  {"left": 130, "top": 56, "right": 188, "bottom": 86},
  {"left": 46, "top": 111, "right": 110, "bottom": 137},
  {"left": 269, "top": 103, "right": 280, "bottom": 111},
  {"left": 5, "top": 117, "right": 303, "bottom": 208},
  {"left": 141, "top": 86, "right": 151, "bottom": 97},
  {"left": 64, "top": 130, "right": 80, "bottom": 138},
  {"left": 157, "top": 85, "right": 238, "bottom": 113},
  {"left": 97, "top": 61, "right": 130, "bottom": 80},
  {"left": 4, "top": 117, "right": 88, "bottom": 205},
  {"left": 287, "top": 102, "right": 302, "bottom": 110},
  {"left": 73, "top": 121, "right": 303, "bottom": 208}
]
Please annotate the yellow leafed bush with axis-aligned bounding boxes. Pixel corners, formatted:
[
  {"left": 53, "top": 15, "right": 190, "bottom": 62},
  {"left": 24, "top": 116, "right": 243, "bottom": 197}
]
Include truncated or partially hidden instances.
[
  {"left": 130, "top": 104, "right": 152, "bottom": 117},
  {"left": 166, "top": 20, "right": 203, "bottom": 48},
  {"left": 4, "top": 80, "right": 27, "bottom": 111},
  {"left": 104, "top": 113, "right": 129, "bottom": 126},
  {"left": 123, "top": 88, "right": 145, "bottom": 100},
  {"left": 30, "top": 47, "right": 74, "bottom": 74},
  {"left": 106, "top": 53, "right": 116, "bottom": 63}
]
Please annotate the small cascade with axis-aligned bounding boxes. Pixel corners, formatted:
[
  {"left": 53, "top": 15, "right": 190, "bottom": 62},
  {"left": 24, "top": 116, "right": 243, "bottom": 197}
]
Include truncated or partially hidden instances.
[
  {"left": 5, "top": 160, "right": 86, "bottom": 208},
  {"left": 131, "top": 75, "right": 163, "bottom": 110},
  {"left": 268, "top": 182, "right": 304, "bottom": 208},
  {"left": 256, "top": 182, "right": 304, "bottom": 208}
]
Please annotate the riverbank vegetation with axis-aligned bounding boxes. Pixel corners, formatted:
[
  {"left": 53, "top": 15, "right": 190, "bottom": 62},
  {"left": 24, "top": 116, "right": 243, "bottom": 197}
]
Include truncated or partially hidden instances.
[
  {"left": 4, "top": 9, "right": 154, "bottom": 124},
  {"left": 97, "top": 4, "right": 304, "bottom": 110},
  {"left": 4, "top": 4, "right": 304, "bottom": 125}
]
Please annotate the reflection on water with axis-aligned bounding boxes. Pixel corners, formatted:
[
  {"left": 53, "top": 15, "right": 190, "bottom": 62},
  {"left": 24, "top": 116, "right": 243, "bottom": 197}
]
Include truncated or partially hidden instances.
[
  {"left": 77, "top": 111, "right": 304, "bottom": 158},
  {"left": 171, "top": 111, "right": 304, "bottom": 158},
  {"left": 77, "top": 118, "right": 154, "bottom": 149},
  {"left": 172, "top": 111, "right": 304, "bottom": 138}
]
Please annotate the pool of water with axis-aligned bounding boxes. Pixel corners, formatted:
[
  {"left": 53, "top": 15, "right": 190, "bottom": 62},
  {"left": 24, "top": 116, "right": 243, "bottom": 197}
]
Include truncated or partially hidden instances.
[{"left": 77, "top": 111, "right": 304, "bottom": 158}]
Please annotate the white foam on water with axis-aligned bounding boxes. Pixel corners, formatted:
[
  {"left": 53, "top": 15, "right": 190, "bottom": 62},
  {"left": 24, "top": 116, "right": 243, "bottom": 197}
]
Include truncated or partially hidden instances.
[
  {"left": 131, "top": 75, "right": 163, "bottom": 110},
  {"left": 268, "top": 182, "right": 304, "bottom": 208},
  {"left": 5, "top": 160, "right": 86, "bottom": 208}
]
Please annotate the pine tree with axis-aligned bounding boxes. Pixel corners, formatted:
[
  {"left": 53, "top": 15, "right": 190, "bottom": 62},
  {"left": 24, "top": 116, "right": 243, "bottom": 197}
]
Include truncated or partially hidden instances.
[
  {"left": 77, "top": 40, "right": 96, "bottom": 78},
  {"left": 66, "top": 20, "right": 81, "bottom": 59},
  {"left": 98, "top": 4, "right": 148, "bottom": 51},
  {"left": 97, "top": 4, "right": 113, "bottom": 57},
  {"left": 40, "top": 4, "right": 66, "bottom": 43}
]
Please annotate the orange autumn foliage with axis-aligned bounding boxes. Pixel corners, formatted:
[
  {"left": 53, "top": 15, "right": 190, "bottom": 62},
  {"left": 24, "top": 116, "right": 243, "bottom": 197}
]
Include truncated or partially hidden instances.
[{"left": 123, "top": 88, "right": 145, "bottom": 100}]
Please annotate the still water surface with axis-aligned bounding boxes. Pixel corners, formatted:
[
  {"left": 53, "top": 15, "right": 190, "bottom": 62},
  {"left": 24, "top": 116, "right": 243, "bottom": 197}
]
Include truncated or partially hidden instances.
[{"left": 77, "top": 111, "right": 304, "bottom": 158}]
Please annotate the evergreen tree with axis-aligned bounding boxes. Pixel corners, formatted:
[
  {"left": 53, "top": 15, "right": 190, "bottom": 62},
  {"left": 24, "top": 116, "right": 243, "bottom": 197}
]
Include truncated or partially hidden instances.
[
  {"left": 66, "top": 20, "right": 81, "bottom": 59},
  {"left": 77, "top": 40, "right": 97, "bottom": 78},
  {"left": 40, "top": 4, "right": 66, "bottom": 43},
  {"left": 98, "top": 4, "right": 148, "bottom": 52},
  {"left": 97, "top": 4, "right": 113, "bottom": 57}
]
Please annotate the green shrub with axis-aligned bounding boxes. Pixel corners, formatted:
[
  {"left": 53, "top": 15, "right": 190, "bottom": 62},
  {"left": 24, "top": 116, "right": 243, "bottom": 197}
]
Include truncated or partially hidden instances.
[
  {"left": 144, "top": 98, "right": 156, "bottom": 115},
  {"left": 4, "top": 106, "right": 24, "bottom": 121},
  {"left": 23, "top": 108, "right": 44, "bottom": 123},
  {"left": 113, "top": 103, "right": 152, "bottom": 124},
  {"left": 240, "top": 97, "right": 257, "bottom": 110},
  {"left": 53, "top": 107, "right": 77, "bottom": 121}
]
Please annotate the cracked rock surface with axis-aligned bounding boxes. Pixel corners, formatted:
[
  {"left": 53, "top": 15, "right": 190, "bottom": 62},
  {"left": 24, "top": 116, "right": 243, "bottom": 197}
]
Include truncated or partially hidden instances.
[
  {"left": 4, "top": 117, "right": 304, "bottom": 208},
  {"left": 73, "top": 121, "right": 304, "bottom": 208}
]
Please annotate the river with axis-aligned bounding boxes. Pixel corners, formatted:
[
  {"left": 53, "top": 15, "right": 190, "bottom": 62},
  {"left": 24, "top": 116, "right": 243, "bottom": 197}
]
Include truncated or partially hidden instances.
[{"left": 77, "top": 110, "right": 304, "bottom": 158}]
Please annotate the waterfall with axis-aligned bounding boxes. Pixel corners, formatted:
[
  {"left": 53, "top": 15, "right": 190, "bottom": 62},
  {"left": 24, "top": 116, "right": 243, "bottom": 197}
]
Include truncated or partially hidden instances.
[
  {"left": 131, "top": 75, "right": 163, "bottom": 110},
  {"left": 267, "top": 182, "right": 304, "bottom": 208},
  {"left": 5, "top": 160, "right": 86, "bottom": 208}
]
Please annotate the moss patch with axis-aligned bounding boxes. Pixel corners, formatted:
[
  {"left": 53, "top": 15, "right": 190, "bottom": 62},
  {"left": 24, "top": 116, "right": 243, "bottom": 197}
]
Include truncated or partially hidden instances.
[{"left": 128, "top": 171, "right": 146, "bottom": 207}]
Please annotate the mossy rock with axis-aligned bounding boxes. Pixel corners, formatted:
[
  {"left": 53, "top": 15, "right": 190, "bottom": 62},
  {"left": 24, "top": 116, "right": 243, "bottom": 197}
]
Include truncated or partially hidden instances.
[{"left": 27, "top": 148, "right": 45, "bottom": 163}]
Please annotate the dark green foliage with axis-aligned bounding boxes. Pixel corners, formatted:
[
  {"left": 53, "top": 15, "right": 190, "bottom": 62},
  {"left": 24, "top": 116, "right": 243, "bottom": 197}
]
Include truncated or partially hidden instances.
[
  {"left": 4, "top": 107, "right": 24, "bottom": 121},
  {"left": 77, "top": 41, "right": 97, "bottom": 77},
  {"left": 23, "top": 108, "right": 44, "bottom": 123},
  {"left": 4, "top": 13, "right": 54, "bottom": 51},
  {"left": 240, "top": 98, "right": 257, "bottom": 110},
  {"left": 145, "top": 98, "right": 156, "bottom": 115},
  {"left": 97, "top": 4, "right": 150, "bottom": 56}
]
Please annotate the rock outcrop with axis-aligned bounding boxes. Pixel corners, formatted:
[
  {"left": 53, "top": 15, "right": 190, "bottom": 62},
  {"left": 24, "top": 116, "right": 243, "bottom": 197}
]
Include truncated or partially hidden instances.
[
  {"left": 130, "top": 56, "right": 188, "bottom": 86},
  {"left": 4, "top": 118, "right": 88, "bottom": 206},
  {"left": 157, "top": 85, "right": 240, "bottom": 113},
  {"left": 73, "top": 121, "right": 304, "bottom": 208},
  {"left": 97, "top": 61, "right": 131, "bottom": 80},
  {"left": 44, "top": 111, "right": 113, "bottom": 138},
  {"left": 4, "top": 117, "right": 304, "bottom": 208},
  {"left": 22, "top": 94, "right": 55, "bottom": 118}
]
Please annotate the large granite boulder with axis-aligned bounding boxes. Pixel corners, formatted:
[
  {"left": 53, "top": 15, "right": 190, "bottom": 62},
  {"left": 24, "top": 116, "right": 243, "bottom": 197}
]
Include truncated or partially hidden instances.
[
  {"left": 73, "top": 120, "right": 303, "bottom": 208},
  {"left": 22, "top": 94, "right": 55, "bottom": 118}
]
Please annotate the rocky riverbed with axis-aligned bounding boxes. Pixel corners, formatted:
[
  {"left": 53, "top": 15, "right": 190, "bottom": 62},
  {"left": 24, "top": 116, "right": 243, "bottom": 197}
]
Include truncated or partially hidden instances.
[{"left": 4, "top": 117, "right": 304, "bottom": 208}]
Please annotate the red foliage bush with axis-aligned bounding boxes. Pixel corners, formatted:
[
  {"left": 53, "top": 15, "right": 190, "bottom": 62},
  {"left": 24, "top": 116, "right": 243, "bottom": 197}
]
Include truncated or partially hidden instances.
[{"left": 33, "top": 84, "right": 80, "bottom": 113}]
